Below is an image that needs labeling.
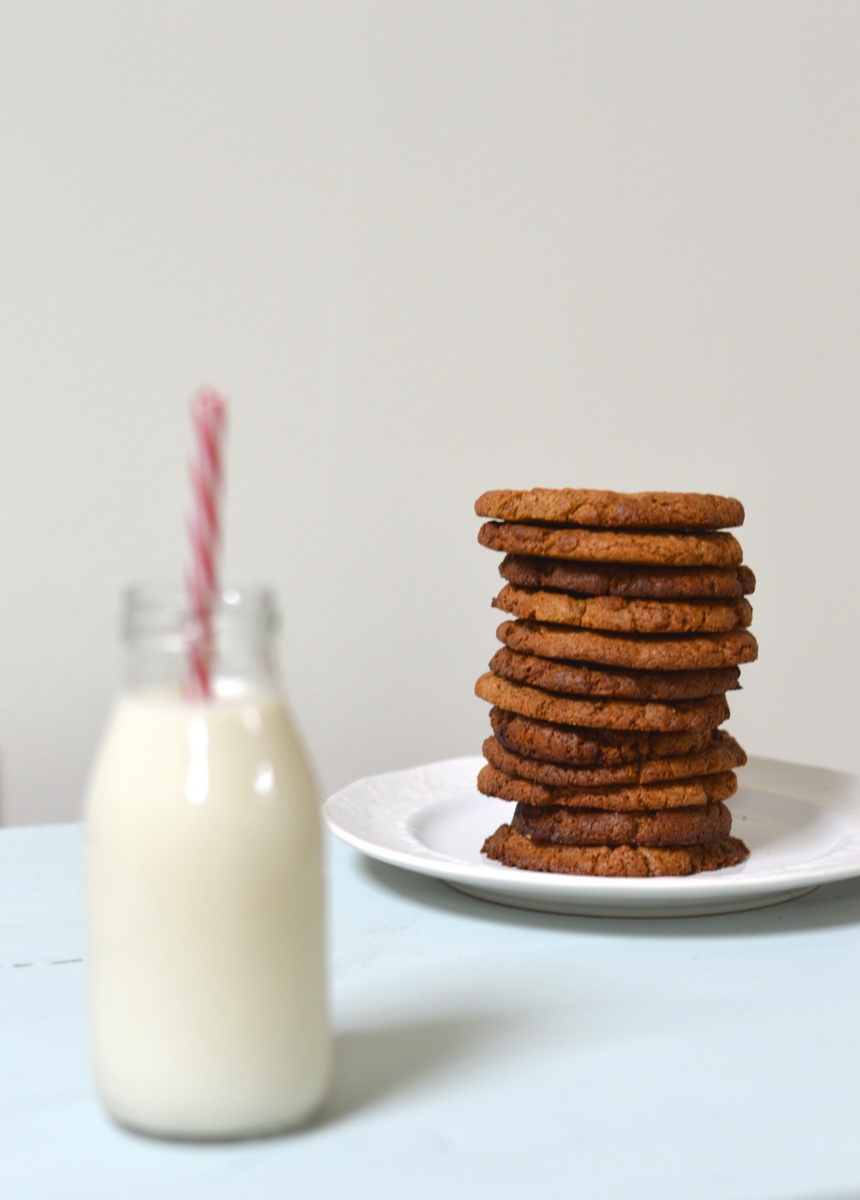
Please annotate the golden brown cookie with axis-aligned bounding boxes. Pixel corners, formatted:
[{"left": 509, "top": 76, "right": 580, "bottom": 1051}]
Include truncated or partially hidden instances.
[
  {"left": 477, "top": 764, "right": 738, "bottom": 810},
  {"left": 489, "top": 707, "right": 716, "bottom": 766},
  {"left": 492, "top": 584, "right": 753, "bottom": 634},
  {"left": 475, "top": 488, "right": 744, "bottom": 529},
  {"left": 510, "top": 800, "right": 733, "bottom": 846},
  {"left": 478, "top": 521, "right": 744, "bottom": 567},
  {"left": 475, "top": 672, "right": 730, "bottom": 732},
  {"left": 489, "top": 647, "right": 740, "bottom": 701},
  {"left": 498, "top": 619, "right": 759, "bottom": 670},
  {"left": 482, "top": 732, "right": 747, "bottom": 788},
  {"left": 498, "top": 555, "right": 756, "bottom": 599},
  {"left": 482, "top": 823, "right": 750, "bottom": 876}
]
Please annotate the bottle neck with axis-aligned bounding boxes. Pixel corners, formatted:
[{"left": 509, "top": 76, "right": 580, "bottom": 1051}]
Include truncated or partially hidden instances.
[{"left": 121, "top": 586, "right": 280, "bottom": 698}]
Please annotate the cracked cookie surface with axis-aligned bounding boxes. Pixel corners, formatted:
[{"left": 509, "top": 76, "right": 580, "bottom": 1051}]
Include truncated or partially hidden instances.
[
  {"left": 482, "top": 824, "right": 750, "bottom": 875},
  {"left": 492, "top": 583, "right": 752, "bottom": 633},
  {"left": 497, "top": 619, "right": 758, "bottom": 670},
  {"left": 489, "top": 647, "right": 740, "bottom": 700},
  {"left": 498, "top": 555, "right": 756, "bottom": 599},
  {"left": 475, "top": 488, "right": 744, "bottom": 529},
  {"left": 482, "top": 732, "right": 747, "bottom": 788},
  {"left": 478, "top": 763, "right": 738, "bottom": 810},
  {"left": 510, "top": 800, "right": 733, "bottom": 846},
  {"left": 475, "top": 672, "right": 730, "bottom": 732},
  {"left": 479, "top": 521, "right": 744, "bottom": 567},
  {"left": 489, "top": 707, "right": 717, "bottom": 766}
]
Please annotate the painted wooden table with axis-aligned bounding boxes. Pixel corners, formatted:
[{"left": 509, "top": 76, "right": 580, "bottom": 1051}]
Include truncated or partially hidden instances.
[{"left": 2, "top": 819, "right": 860, "bottom": 1199}]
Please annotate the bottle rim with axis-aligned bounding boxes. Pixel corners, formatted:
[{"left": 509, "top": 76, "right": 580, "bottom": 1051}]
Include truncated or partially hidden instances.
[{"left": 123, "top": 584, "right": 279, "bottom": 642}]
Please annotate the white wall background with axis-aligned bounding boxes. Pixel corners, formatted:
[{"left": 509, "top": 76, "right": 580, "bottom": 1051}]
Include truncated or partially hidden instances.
[{"left": 0, "top": 1, "right": 858, "bottom": 825}]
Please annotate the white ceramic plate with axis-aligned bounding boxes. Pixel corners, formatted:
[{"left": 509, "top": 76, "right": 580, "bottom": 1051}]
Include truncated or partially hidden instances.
[{"left": 324, "top": 756, "right": 860, "bottom": 917}]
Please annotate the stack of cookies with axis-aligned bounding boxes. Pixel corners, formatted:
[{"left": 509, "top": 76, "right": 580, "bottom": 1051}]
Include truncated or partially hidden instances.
[{"left": 474, "top": 488, "right": 757, "bottom": 877}]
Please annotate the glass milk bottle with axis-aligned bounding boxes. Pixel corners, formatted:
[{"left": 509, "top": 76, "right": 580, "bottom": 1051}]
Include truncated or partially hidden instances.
[{"left": 85, "top": 586, "right": 331, "bottom": 1139}]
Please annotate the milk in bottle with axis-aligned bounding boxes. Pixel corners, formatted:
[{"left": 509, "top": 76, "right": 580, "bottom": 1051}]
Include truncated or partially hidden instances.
[{"left": 85, "top": 586, "right": 330, "bottom": 1138}]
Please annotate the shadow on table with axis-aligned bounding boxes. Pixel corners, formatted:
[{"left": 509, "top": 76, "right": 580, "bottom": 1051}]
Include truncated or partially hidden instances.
[
  {"left": 780, "top": 1195, "right": 860, "bottom": 1200},
  {"left": 355, "top": 856, "right": 860, "bottom": 938},
  {"left": 319, "top": 1010, "right": 510, "bottom": 1125}
]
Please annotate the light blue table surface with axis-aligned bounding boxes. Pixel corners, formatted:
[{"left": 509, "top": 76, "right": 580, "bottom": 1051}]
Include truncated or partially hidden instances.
[{"left": 2, "top": 821, "right": 859, "bottom": 1200}]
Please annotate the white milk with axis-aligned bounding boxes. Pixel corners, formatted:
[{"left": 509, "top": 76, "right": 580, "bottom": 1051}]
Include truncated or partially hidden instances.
[{"left": 85, "top": 689, "right": 331, "bottom": 1139}]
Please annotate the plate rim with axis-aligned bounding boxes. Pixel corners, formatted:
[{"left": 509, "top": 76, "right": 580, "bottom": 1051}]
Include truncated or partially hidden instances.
[{"left": 323, "top": 754, "right": 860, "bottom": 908}]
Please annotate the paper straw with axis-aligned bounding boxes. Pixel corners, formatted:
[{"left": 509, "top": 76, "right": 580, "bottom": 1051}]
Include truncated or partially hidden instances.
[{"left": 185, "top": 388, "right": 227, "bottom": 699}]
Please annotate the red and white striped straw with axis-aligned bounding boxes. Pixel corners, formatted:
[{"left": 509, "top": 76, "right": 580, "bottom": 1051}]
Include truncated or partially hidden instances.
[{"left": 185, "top": 388, "right": 227, "bottom": 700}]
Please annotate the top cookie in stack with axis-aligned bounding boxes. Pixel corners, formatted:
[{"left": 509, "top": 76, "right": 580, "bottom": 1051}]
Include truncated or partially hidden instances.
[{"left": 473, "top": 488, "right": 758, "bottom": 878}]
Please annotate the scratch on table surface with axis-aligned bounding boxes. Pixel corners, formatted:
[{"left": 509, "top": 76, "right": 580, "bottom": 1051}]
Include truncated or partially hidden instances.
[{"left": 6, "top": 958, "right": 83, "bottom": 968}]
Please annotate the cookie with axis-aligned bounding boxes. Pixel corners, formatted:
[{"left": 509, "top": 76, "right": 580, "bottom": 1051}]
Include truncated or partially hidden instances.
[
  {"left": 510, "top": 800, "right": 733, "bottom": 846},
  {"left": 499, "top": 555, "right": 756, "bottom": 599},
  {"left": 490, "top": 707, "right": 716, "bottom": 766},
  {"left": 489, "top": 647, "right": 740, "bottom": 701},
  {"left": 483, "top": 732, "right": 747, "bottom": 788},
  {"left": 492, "top": 584, "right": 753, "bottom": 634},
  {"left": 475, "top": 672, "right": 730, "bottom": 732},
  {"left": 475, "top": 488, "right": 744, "bottom": 529},
  {"left": 482, "top": 824, "right": 750, "bottom": 876},
  {"left": 478, "top": 521, "right": 744, "bottom": 567},
  {"left": 498, "top": 619, "right": 759, "bottom": 670},
  {"left": 477, "top": 764, "right": 738, "bottom": 810}
]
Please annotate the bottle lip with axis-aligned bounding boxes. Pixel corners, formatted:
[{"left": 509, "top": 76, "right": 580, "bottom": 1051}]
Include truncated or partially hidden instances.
[{"left": 123, "top": 583, "right": 279, "bottom": 641}]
